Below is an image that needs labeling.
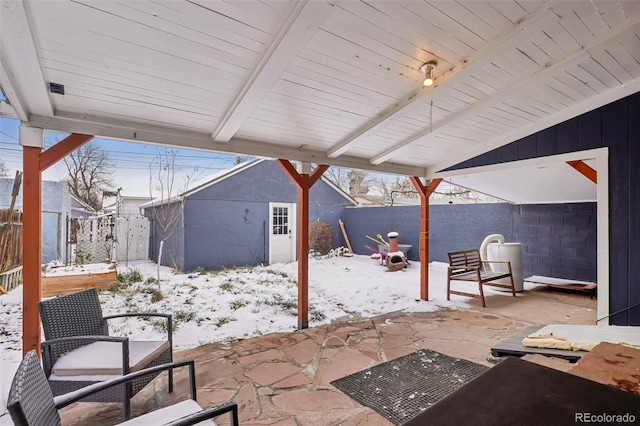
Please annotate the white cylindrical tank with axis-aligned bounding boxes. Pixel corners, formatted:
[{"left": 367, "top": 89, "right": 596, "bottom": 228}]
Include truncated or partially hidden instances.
[
  {"left": 487, "top": 242, "right": 523, "bottom": 292},
  {"left": 480, "top": 234, "right": 505, "bottom": 266}
]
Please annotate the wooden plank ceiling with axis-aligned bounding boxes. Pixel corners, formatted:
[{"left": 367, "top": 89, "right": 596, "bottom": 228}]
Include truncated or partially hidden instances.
[{"left": 1, "top": 0, "right": 639, "bottom": 177}]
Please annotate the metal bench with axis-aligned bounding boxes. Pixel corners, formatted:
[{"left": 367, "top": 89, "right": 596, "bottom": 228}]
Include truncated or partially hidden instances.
[{"left": 447, "top": 249, "right": 516, "bottom": 307}]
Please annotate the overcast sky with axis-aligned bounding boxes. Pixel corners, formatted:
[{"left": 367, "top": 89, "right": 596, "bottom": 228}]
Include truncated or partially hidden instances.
[{"left": 0, "top": 116, "right": 241, "bottom": 196}]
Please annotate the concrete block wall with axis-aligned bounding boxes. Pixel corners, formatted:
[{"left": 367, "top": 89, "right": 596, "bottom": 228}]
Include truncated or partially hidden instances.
[
  {"left": 430, "top": 203, "right": 514, "bottom": 262},
  {"left": 342, "top": 202, "right": 596, "bottom": 282},
  {"left": 512, "top": 203, "right": 596, "bottom": 281},
  {"left": 341, "top": 203, "right": 514, "bottom": 263}
]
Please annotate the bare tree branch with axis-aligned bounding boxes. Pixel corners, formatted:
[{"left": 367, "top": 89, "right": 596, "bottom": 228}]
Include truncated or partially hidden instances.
[
  {"left": 324, "top": 167, "right": 350, "bottom": 193},
  {"left": 0, "top": 159, "right": 9, "bottom": 177},
  {"left": 63, "top": 141, "right": 114, "bottom": 210},
  {"left": 148, "top": 149, "right": 193, "bottom": 276}
]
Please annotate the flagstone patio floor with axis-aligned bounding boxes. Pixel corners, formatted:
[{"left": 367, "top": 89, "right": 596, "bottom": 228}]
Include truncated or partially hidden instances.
[{"left": 60, "top": 286, "right": 596, "bottom": 425}]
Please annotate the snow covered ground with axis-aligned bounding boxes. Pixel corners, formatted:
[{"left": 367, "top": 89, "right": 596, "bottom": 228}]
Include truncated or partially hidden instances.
[{"left": 1, "top": 255, "right": 472, "bottom": 421}]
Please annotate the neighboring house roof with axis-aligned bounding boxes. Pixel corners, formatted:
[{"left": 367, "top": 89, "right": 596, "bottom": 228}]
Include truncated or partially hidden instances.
[
  {"left": 69, "top": 194, "right": 96, "bottom": 215},
  {"left": 121, "top": 195, "right": 154, "bottom": 202},
  {"left": 140, "top": 159, "right": 357, "bottom": 209},
  {"left": 352, "top": 194, "right": 385, "bottom": 206},
  {"left": 103, "top": 196, "right": 153, "bottom": 209}
]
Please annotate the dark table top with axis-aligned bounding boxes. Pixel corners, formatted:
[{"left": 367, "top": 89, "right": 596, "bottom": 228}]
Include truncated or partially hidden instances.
[{"left": 401, "top": 357, "right": 640, "bottom": 426}]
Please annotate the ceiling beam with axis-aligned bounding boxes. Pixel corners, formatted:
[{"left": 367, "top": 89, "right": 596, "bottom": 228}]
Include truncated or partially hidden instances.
[
  {"left": 0, "top": 99, "right": 19, "bottom": 120},
  {"left": 324, "top": 7, "right": 558, "bottom": 159},
  {"left": 0, "top": 0, "right": 53, "bottom": 118},
  {"left": 377, "top": 15, "right": 640, "bottom": 168},
  {"left": 426, "top": 64, "right": 640, "bottom": 176},
  {"left": 28, "top": 112, "right": 426, "bottom": 177},
  {"left": 212, "top": 0, "right": 333, "bottom": 142},
  {"left": 0, "top": 61, "right": 28, "bottom": 121}
]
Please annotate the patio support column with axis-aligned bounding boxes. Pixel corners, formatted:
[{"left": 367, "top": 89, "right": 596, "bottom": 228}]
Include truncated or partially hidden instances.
[
  {"left": 276, "top": 160, "right": 329, "bottom": 329},
  {"left": 21, "top": 127, "right": 94, "bottom": 356},
  {"left": 22, "top": 126, "right": 44, "bottom": 357},
  {"left": 409, "top": 177, "right": 442, "bottom": 301}
]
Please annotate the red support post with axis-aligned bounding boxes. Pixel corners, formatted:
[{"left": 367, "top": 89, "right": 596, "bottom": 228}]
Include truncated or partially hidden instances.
[
  {"left": 409, "top": 177, "right": 442, "bottom": 301},
  {"left": 276, "top": 160, "right": 328, "bottom": 329},
  {"left": 22, "top": 146, "right": 42, "bottom": 356},
  {"left": 297, "top": 176, "right": 309, "bottom": 329},
  {"left": 22, "top": 133, "right": 93, "bottom": 356}
]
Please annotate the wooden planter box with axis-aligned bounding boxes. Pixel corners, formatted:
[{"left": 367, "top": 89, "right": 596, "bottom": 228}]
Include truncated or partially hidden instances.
[{"left": 41, "top": 270, "right": 118, "bottom": 298}]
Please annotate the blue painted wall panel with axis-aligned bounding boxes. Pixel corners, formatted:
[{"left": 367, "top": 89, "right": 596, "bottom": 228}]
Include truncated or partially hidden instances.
[
  {"left": 0, "top": 179, "right": 70, "bottom": 263},
  {"left": 514, "top": 203, "right": 596, "bottom": 281},
  {"left": 628, "top": 93, "right": 640, "bottom": 325},
  {"left": 342, "top": 206, "right": 421, "bottom": 261},
  {"left": 184, "top": 200, "right": 267, "bottom": 271},
  {"left": 536, "top": 127, "right": 557, "bottom": 157},
  {"left": 519, "top": 135, "right": 537, "bottom": 160},
  {"left": 556, "top": 118, "right": 579, "bottom": 153},
  {"left": 148, "top": 202, "right": 185, "bottom": 271},
  {"left": 443, "top": 92, "right": 640, "bottom": 325},
  {"left": 149, "top": 160, "right": 355, "bottom": 271},
  {"left": 578, "top": 109, "right": 602, "bottom": 151},
  {"left": 341, "top": 204, "right": 514, "bottom": 263}
]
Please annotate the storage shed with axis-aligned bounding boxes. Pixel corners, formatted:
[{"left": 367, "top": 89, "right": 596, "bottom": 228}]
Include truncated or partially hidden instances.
[{"left": 143, "top": 159, "right": 356, "bottom": 271}]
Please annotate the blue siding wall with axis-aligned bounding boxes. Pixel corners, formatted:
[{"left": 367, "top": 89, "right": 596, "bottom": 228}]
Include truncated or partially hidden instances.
[
  {"left": 177, "top": 160, "right": 353, "bottom": 271},
  {"left": 342, "top": 202, "right": 596, "bottom": 280},
  {"left": 430, "top": 204, "right": 514, "bottom": 261},
  {"left": 513, "top": 203, "right": 596, "bottom": 281},
  {"left": 148, "top": 202, "right": 185, "bottom": 271},
  {"left": 0, "top": 179, "right": 70, "bottom": 263},
  {"left": 341, "top": 206, "right": 421, "bottom": 261},
  {"left": 342, "top": 204, "right": 513, "bottom": 262},
  {"left": 184, "top": 200, "right": 267, "bottom": 270},
  {"left": 444, "top": 92, "right": 640, "bottom": 326}
]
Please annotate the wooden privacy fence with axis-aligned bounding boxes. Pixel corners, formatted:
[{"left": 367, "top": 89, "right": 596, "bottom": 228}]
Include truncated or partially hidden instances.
[
  {"left": 0, "top": 209, "right": 23, "bottom": 271},
  {"left": 0, "top": 209, "right": 23, "bottom": 292}
]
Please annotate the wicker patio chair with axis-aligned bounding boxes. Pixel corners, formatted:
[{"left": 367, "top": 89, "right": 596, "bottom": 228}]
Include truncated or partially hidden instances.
[
  {"left": 7, "top": 350, "right": 239, "bottom": 426},
  {"left": 37, "top": 287, "right": 174, "bottom": 419}
]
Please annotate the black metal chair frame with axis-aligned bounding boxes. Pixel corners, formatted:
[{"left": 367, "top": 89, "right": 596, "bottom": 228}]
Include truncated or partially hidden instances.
[
  {"left": 37, "top": 287, "right": 174, "bottom": 419},
  {"left": 7, "top": 351, "right": 239, "bottom": 426}
]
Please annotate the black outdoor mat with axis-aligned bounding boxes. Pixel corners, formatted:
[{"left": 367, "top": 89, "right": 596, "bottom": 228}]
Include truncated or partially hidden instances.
[{"left": 330, "top": 349, "right": 488, "bottom": 425}]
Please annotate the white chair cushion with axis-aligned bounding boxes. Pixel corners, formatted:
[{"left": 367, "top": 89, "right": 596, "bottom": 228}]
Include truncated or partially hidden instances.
[
  {"left": 51, "top": 340, "right": 170, "bottom": 376},
  {"left": 117, "top": 399, "right": 215, "bottom": 425}
]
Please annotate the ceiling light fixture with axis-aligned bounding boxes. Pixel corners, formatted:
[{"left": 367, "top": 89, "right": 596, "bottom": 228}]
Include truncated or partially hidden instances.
[{"left": 420, "top": 61, "right": 437, "bottom": 87}]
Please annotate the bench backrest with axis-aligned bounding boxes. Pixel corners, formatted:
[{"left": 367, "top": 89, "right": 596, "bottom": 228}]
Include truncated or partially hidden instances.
[{"left": 448, "top": 249, "right": 481, "bottom": 269}]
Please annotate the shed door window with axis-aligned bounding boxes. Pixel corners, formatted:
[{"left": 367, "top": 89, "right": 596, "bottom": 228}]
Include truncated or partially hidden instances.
[{"left": 272, "top": 206, "right": 289, "bottom": 235}]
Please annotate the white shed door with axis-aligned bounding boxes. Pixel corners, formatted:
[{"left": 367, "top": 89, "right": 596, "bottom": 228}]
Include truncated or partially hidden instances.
[{"left": 269, "top": 203, "right": 296, "bottom": 264}]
